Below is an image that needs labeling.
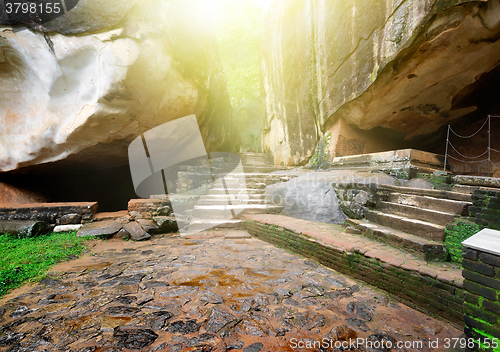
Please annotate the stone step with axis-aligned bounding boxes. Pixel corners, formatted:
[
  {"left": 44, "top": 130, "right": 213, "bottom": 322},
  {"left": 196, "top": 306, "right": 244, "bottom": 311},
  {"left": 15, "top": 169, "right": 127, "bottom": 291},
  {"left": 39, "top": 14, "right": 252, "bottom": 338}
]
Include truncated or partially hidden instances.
[
  {"left": 193, "top": 204, "right": 283, "bottom": 219},
  {"left": 196, "top": 199, "right": 267, "bottom": 206},
  {"left": 452, "top": 184, "right": 500, "bottom": 195},
  {"left": 244, "top": 214, "right": 463, "bottom": 325},
  {"left": 178, "top": 170, "right": 290, "bottom": 180},
  {"left": 150, "top": 193, "right": 268, "bottom": 202},
  {"left": 346, "top": 219, "right": 448, "bottom": 261},
  {"left": 179, "top": 165, "right": 289, "bottom": 174},
  {"left": 364, "top": 209, "right": 446, "bottom": 242},
  {"left": 199, "top": 194, "right": 267, "bottom": 200},
  {"left": 206, "top": 188, "right": 266, "bottom": 195},
  {"left": 246, "top": 182, "right": 267, "bottom": 189},
  {"left": 387, "top": 193, "right": 471, "bottom": 216},
  {"left": 376, "top": 201, "right": 457, "bottom": 226},
  {"left": 239, "top": 154, "right": 268, "bottom": 166},
  {"left": 452, "top": 175, "right": 500, "bottom": 189},
  {"left": 377, "top": 184, "right": 472, "bottom": 202},
  {"left": 185, "top": 219, "right": 243, "bottom": 232}
]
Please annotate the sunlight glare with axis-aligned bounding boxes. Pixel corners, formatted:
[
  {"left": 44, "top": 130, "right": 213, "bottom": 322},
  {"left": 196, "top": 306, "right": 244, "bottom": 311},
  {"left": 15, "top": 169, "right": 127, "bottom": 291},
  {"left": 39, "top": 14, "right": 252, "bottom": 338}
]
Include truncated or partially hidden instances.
[
  {"left": 252, "top": 0, "right": 274, "bottom": 11},
  {"left": 188, "top": 0, "right": 226, "bottom": 31},
  {"left": 186, "top": 0, "right": 274, "bottom": 32}
]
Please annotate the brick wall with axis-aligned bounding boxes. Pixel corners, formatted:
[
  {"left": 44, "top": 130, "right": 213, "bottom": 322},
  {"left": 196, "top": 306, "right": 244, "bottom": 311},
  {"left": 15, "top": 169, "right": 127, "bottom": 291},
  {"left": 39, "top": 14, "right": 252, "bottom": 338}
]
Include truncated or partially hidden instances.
[
  {"left": 463, "top": 247, "right": 500, "bottom": 350},
  {"left": 246, "top": 219, "right": 464, "bottom": 326},
  {"left": 334, "top": 135, "right": 366, "bottom": 157},
  {"left": 470, "top": 190, "right": 500, "bottom": 231}
]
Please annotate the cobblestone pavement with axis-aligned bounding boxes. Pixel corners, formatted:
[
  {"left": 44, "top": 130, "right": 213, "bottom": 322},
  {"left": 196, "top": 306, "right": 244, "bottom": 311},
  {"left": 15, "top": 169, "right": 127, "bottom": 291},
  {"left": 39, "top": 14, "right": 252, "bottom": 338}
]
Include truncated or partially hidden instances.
[{"left": 0, "top": 231, "right": 462, "bottom": 352}]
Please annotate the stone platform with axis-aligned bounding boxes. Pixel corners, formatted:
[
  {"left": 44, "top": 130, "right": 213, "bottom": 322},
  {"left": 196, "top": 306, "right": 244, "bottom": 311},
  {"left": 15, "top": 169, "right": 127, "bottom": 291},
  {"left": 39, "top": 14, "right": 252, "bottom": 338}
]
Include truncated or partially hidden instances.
[
  {"left": 331, "top": 149, "right": 445, "bottom": 179},
  {"left": 244, "top": 214, "right": 464, "bottom": 326}
]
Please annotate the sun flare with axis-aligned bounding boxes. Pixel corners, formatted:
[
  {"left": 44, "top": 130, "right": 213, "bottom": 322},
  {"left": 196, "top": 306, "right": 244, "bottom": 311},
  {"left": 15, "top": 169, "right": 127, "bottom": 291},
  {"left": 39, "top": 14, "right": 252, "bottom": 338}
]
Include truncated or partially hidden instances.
[{"left": 185, "top": 0, "right": 274, "bottom": 33}]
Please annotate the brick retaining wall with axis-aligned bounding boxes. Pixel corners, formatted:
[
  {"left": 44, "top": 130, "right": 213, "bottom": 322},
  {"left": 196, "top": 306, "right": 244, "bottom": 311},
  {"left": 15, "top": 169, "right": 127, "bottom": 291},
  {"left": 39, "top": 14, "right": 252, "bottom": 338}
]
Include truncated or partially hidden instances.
[
  {"left": 462, "top": 247, "right": 500, "bottom": 350},
  {"left": 470, "top": 190, "right": 500, "bottom": 231},
  {"left": 245, "top": 219, "right": 464, "bottom": 326}
]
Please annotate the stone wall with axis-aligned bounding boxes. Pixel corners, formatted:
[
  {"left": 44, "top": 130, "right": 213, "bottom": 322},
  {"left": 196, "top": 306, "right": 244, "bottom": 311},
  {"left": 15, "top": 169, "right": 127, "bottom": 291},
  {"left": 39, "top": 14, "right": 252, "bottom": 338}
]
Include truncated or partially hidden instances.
[
  {"left": 334, "top": 136, "right": 366, "bottom": 158},
  {"left": 0, "top": 202, "right": 97, "bottom": 224},
  {"left": 128, "top": 199, "right": 172, "bottom": 219},
  {"left": 470, "top": 190, "right": 500, "bottom": 231},
  {"left": 462, "top": 233, "right": 500, "bottom": 351}
]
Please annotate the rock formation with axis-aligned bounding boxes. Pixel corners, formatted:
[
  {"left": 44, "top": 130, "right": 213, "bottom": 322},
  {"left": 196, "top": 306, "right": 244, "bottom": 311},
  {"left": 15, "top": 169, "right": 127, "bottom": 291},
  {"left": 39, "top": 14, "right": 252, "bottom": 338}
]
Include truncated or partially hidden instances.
[
  {"left": 0, "top": 0, "right": 238, "bottom": 206},
  {"left": 261, "top": 0, "right": 500, "bottom": 167}
]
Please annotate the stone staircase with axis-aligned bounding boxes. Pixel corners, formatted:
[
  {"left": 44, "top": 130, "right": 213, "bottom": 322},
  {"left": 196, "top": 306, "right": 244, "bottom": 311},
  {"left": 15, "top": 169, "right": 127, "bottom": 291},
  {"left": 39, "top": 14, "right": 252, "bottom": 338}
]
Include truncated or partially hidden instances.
[
  {"left": 346, "top": 184, "right": 473, "bottom": 261},
  {"left": 151, "top": 153, "right": 293, "bottom": 234}
]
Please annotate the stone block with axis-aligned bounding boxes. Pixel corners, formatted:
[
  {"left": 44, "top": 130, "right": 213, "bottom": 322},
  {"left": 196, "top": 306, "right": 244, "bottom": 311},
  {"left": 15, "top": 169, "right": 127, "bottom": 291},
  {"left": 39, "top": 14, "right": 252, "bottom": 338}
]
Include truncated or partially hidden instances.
[
  {"left": 463, "top": 280, "right": 497, "bottom": 301},
  {"left": 53, "top": 225, "right": 83, "bottom": 233},
  {"left": 59, "top": 213, "right": 83, "bottom": 225},
  {"left": 481, "top": 253, "right": 500, "bottom": 268},
  {"left": 483, "top": 299, "right": 500, "bottom": 316},
  {"left": 462, "top": 229, "right": 500, "bottom": 257},
  {"left": 463, "top": 259, "right": 495, "bottom": 277},
  {"left": 123, "top": 222, "right": 151, "bottom": 241},
  {"left": 462, "top": 248, "right": 478, "bottom": 261},
  {"left": 77, "top": 220, "right": 122, "bottom": 238},
  {"left": 464, "top": 303, "right": 498, "bottom": 325},
  {"left": 464, "top": 291, "right": 481, "bottom": 305}
]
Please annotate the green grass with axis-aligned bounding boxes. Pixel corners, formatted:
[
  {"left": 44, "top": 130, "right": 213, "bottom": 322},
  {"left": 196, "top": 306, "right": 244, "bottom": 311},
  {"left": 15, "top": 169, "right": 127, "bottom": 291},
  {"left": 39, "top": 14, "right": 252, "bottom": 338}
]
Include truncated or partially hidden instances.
[{"left": 0, "top": 231, "right": 91, "bottom": 297}]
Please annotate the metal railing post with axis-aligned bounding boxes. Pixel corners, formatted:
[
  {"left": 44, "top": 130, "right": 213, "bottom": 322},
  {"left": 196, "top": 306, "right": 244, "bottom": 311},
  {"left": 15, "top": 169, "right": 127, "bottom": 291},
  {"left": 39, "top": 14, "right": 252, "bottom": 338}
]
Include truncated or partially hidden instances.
[
  {"left": 488, "top": 115, "right": 491, "bottom": 177},
  {"left": 444, "top": 125, "right": 450, "bottom": 173}
]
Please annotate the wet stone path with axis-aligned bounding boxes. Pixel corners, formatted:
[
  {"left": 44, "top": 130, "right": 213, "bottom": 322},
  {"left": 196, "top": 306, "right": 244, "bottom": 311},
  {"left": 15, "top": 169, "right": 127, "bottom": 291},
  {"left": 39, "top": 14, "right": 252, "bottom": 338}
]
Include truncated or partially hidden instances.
[{"left": 0, "top": 231, "right": 462, "bottom": 352}]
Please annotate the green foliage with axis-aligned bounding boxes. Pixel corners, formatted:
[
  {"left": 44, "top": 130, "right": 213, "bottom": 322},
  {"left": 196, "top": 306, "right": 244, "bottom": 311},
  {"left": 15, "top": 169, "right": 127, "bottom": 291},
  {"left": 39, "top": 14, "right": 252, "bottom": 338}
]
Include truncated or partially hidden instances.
[
  {"left": 216, "top": 1, "right": 264, "bottom": 112},
  {"left": 445, "top": 220, "right": 482, "bottom": 264},
  {"left": 310, "top": 133, "right": 332, "bottom": 166},
  {"left": 0, "top": 232, "right": 90, "bottom": 297}
]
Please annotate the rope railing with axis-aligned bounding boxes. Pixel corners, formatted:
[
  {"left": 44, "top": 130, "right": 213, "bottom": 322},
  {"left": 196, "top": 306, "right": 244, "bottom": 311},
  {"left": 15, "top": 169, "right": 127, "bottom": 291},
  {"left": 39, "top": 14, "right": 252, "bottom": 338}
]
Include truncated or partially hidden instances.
[
  {"left": 447, "top": 142, "right": 489, "bottom": 159},
  {"left": 444, "top": 115, "right": 500, "bottom": 177}
]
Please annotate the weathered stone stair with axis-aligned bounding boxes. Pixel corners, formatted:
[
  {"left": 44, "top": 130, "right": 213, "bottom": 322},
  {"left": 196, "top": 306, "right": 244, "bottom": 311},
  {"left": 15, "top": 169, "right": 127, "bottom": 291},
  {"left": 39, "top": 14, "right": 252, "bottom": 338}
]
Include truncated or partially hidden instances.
[
  {"left": 174, "top": 153, "right": 292, "bottom": 233},
  {"left": 348, "top": 184, "right": 473, "bottom": 261}
]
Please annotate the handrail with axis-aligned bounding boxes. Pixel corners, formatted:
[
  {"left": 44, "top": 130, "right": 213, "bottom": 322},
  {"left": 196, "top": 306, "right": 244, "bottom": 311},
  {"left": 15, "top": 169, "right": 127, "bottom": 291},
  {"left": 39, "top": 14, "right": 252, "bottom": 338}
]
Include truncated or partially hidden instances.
[{"left": 444, "top": 115, "right": 500, "bottom": 177}]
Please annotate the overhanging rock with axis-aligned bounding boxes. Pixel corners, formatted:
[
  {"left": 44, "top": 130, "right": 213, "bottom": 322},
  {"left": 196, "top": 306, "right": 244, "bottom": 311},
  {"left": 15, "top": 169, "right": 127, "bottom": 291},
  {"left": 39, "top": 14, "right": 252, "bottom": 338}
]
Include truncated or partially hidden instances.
[{"left": 261, "top": 0, "right": 500, "bottom": 166}]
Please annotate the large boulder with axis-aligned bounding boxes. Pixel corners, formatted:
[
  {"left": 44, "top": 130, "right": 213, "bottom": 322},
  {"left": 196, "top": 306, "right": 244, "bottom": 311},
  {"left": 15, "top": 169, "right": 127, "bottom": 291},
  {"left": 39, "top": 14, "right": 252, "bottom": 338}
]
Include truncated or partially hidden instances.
[
  {"left": 261, "top": 0, "right": 500, "bottom": 166},
  {"left": 0, "top": 0, "right": 238, "bottom": 174}
]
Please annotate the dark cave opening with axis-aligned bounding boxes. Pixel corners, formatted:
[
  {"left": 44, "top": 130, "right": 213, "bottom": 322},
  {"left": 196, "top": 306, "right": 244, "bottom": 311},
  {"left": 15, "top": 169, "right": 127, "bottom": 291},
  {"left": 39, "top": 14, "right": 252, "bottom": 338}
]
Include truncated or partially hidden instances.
[{"left": 1, "top": 163, "right": 138, "bottom": 212}]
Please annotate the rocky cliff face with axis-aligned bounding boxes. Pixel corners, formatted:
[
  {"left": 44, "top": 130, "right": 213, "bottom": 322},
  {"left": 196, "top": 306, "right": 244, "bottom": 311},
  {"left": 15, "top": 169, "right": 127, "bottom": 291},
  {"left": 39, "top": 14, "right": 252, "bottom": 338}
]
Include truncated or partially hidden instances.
[
  {"left": 261, "top": 0, "right": 500, "bottom": 166},
  {"left": 0, "top": 0, "right": 238, "bottom": 174}
]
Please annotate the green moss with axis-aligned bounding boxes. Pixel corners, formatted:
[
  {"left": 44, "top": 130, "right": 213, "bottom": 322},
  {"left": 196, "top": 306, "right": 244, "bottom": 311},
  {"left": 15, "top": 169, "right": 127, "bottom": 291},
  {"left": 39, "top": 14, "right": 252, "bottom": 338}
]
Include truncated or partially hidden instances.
[
  {"left": 0, "top": 232, "right": 91, "bottom": 297},
  {"left": 385, "top": 168, "right": 408, "bottom": 179},
  {"left": 417, "top": 173, "right": 453, "bottom": 191},
  {"left": 444, "top": 219, "right": 482, "bottom": 264},
  {"left": 310, "top": 132, "right": 332, "bottom": 166},
  {"left": 471, "top": 324, "right": 500, "bottom": 352}
]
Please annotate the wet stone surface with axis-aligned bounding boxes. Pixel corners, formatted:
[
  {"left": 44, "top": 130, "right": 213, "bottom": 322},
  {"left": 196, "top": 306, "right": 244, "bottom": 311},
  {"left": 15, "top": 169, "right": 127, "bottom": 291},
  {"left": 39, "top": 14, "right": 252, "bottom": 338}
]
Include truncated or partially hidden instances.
[{"left": 0, "top": 233, "right": 462, "bottom": 351}]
